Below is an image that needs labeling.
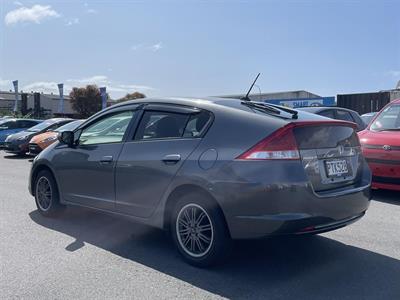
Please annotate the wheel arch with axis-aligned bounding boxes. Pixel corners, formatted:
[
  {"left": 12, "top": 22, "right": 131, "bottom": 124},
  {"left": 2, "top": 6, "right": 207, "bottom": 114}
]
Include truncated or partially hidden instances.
[
  {"left": 31, "top": 163, "right": 58, "bottom": 197},
  {"left": 163, "top": 184, "right": 231, "bottom": 238}
]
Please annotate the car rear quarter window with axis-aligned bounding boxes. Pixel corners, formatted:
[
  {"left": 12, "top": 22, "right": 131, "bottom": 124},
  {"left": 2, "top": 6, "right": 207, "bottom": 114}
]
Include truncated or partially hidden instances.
[
  {"left": 318, "top": 110, "right": 335, "bottom": 119},
  {"left": 336, "top": 110, "right": 355, "bottom": 122}
]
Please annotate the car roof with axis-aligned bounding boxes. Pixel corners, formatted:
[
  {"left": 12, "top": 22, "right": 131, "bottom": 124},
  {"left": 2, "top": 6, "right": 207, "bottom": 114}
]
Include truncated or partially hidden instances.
[
  {"left": 42, "top": 118, "right": 73, "bottom": 123},
  {"left": 0, "top": 118, "right": 41, "bottom": 123}
]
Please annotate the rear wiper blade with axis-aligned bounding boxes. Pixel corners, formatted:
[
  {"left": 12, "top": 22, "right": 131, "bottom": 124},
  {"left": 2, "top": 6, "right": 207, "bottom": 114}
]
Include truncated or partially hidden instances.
[
  {"left": 241, "top": 101, "right": 281, "bottom": 115},
  {"left": 241, "top": 101, "right": 298, "bottom": 119},
  {"left": 266, "top": 103, "right": 298, "bottom": 119}
]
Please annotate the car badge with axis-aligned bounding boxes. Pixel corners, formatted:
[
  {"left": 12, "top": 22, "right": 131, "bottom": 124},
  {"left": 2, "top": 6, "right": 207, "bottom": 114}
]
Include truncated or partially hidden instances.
[{"left": 383, "top": 145, "right": 391, "bottom": 151}]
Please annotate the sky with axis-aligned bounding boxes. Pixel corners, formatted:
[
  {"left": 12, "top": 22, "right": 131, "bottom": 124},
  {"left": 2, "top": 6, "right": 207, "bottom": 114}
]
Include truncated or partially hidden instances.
[{"left": 0, "top": 0, "right": 399, "bottom": 99}]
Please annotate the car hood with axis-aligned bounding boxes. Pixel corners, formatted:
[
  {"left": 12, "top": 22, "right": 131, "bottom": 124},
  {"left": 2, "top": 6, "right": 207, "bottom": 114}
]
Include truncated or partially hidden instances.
[
  {"left": 358, "top": 129, "right": 400, "bottom": 146},
  {"left": 30, "top": 131, "right": 56, "bottom": 143},
  {"left": 6, "top": 130, "right": 35, "bottom": 141}
]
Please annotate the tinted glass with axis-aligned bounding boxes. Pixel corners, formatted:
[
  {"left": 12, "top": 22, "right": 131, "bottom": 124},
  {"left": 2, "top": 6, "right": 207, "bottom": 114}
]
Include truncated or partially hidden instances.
[
  {"left": 80, "top": 111, "right": 134, "bottom": 145},
  {"left": 27, "top": 121, "right": 56, "bottom": 132},
  {"left": 135, "top": 111, "right": 190, "bottom": 140},
  {"left": 370, "top": 104, "right": 400, "bottom": 131},
  {"left": 17, "top": 120, "right": 38, "bottom": 128},
  {"left": 336, "top": 110, "right": 354, "bottom": 122},
  {"left": 318, "top": 110, "right": 335, "bottom": 119},
  {"left": 183, "top": 111, "right": 211, "bottom": 137},
  {"left": 294, "top": 125, "right": 359, "bottom": 149},
  {"left": 0, "top": 121, "right": 16, "bottom": 129},
  {"left": 55, "top": 120, "right": 84, "bottom": 132}
]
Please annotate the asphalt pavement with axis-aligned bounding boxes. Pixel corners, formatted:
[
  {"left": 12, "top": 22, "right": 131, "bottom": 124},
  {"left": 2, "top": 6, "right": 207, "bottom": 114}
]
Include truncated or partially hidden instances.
[{"left": 0, "top": 152, "right": 399, "bottom": 299}]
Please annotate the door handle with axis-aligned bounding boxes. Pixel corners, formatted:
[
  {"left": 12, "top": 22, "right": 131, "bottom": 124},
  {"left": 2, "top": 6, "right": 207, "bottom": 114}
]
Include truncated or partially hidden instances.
[
  {"left": 100, "top": 155, "right": 113, "bottom": 164},
  {"left": 162, "top": 154, "right": 181, "bottom": 164}
]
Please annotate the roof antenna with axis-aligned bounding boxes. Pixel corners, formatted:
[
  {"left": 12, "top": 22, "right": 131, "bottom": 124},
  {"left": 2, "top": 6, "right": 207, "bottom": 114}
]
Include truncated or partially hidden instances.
[{"left": 241, "top": 73, "right": 260, "bottom": 101}]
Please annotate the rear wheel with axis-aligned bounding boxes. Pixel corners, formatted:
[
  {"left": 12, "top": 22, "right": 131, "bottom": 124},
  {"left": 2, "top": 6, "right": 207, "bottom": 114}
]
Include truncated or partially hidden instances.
[
  {"left": 34, "top": 170, "right": 65, "bottom": 217},
  {"left": 170, "top": 193, "right": 232, "bottom": 267}
]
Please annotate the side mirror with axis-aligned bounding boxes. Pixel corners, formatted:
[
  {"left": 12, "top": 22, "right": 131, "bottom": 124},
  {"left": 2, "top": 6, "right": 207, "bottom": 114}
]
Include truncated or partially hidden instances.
[{"left": 58, "top": 131, "right": 74, "bottom": 147}]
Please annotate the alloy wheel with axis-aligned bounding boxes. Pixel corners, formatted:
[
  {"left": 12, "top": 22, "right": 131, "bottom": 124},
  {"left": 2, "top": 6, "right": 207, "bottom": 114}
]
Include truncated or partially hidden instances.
[
  {"left": 176, "top": 203, "right": 214, "bottom": 258},
  {"left": 36, "top": 176, "right": 52, "bottom": 211}
]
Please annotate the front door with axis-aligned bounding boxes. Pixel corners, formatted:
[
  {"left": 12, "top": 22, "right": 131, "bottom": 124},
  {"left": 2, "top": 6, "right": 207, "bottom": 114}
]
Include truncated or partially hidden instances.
[{"left": 54, "top": 110, "right": 137, "bottom": 210}]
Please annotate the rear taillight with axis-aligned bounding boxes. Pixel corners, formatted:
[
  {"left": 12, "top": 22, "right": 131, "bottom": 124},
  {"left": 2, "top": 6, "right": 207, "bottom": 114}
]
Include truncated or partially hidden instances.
[{"left": 237, "top": 124, "right": 300, "bottom": 160}]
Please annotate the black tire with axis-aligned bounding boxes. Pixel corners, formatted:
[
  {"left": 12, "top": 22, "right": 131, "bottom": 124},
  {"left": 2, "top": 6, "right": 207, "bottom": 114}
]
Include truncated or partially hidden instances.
[
  {"left": 170, "top": 193, "right": 232, "bottom": 267},
  {"left": 34, "top": 170, "right": 65, "bottom": 217}
]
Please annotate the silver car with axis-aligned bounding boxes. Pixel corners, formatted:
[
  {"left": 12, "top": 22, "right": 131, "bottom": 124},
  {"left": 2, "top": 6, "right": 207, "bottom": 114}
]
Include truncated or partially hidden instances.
[{"left": 29, "top": 97, "right": 371, "bottom": 267}]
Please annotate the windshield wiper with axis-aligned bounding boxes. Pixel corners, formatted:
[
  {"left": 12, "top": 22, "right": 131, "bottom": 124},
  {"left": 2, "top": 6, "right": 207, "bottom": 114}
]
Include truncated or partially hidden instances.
[{"left": 241, "top": 101, "right": 298, "bottom": 119}]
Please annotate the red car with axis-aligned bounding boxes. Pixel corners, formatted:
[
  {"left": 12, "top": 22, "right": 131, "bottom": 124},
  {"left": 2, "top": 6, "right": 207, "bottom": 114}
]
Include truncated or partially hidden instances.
[{"left": 358, "top": 99, "right": 400, "bottom": 191}]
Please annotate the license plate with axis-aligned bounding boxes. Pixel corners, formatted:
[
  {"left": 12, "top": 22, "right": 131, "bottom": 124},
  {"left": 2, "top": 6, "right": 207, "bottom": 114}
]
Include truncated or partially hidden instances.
[{"left": 325, "top": 159, "right": 349, "bottom": 177}]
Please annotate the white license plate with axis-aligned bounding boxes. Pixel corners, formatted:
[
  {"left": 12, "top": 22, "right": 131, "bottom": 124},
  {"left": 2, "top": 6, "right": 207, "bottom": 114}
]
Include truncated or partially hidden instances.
[{"left": 325, "top": 159, "right": 349, "bottom": 177}]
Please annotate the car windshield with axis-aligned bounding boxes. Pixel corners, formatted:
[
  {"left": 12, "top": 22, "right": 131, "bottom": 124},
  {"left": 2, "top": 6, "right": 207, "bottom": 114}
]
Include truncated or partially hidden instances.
[
  {"left": 370, "top": 104, "right": 400, "bottom": 131},
  {"left": 27, "top": 121, "right": 54, "bottom": 132},
  {"left": 55, "top": 120, "right": 84, "bottom": 132}
]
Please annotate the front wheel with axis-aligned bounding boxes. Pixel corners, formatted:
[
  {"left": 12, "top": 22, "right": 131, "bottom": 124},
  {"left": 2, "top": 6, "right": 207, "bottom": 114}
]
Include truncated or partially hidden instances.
[
  {"left": 171, "top": 194, "right": 232, "bottom": 267},
  {"left": 34, "top": 170, "right": 65, "bottom": 217}
]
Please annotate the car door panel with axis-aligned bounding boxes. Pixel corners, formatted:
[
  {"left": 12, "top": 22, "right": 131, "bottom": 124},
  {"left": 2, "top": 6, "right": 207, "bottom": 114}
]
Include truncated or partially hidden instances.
[
  {"left": 115, "top": 138, "right": 201, "bottom": 217},
  {"left": 53, "top": 143, "right": 123, "bottom": 210}
]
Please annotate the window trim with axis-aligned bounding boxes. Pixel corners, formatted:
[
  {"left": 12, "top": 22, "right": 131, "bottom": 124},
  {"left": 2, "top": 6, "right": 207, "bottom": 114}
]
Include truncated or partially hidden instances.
[
  {"left": 132, "top": 107, "right": 213, "bottom": 142},
  {"left": 75, "top": 109, "right": 139, "bottom": 147}
]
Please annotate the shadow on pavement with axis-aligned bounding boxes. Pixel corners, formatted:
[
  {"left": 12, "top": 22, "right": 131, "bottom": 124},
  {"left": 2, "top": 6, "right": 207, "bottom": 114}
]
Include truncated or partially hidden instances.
[
  {"left": 372, "top": 189, "right": 400, "bottom": 205},
  {"left": 29, "top": 207, "right": 400, "bottom": 299},
  {"left": 3, "top": 154, "right": 30, "bottom": 160}
]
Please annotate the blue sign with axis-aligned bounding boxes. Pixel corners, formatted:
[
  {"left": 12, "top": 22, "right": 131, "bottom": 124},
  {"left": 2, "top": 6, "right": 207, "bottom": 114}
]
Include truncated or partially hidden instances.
[{"left": 264, "top": 97, "right": 336, "bottom": 108}]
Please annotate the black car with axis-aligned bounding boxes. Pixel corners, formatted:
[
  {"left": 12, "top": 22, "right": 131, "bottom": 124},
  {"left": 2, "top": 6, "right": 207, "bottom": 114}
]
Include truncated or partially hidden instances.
[{"left": 297, "top": 107, "right": 366, "bottom": 131}]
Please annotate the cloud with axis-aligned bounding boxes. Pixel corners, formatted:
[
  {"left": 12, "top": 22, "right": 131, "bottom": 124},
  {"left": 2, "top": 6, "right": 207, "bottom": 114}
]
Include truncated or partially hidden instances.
[
  {"left": 13, "top": 1, "right": 23, "bottom": 6},
  {"left": 86, "top": 8, "right": 97, "bottom": 14},
  {"left": 149, "top": 42, "right": 163, "bottom": 52},
  {"left": 389, "top": 70, "right": 400, "bottom": 78},
  {"left": 0, "top": 78, "right": 13, "bottom": 90},
  {"left": 66, "top": 75, "right": 154, "bottom": 97},
  {"left": 130, "top": 42, "right": 164, "bottom": 52},
  {"left": 1, "top": 76, "right": 154, "bottom": 98},
  {"left": 65, "top": 18, "right": 79, "bottom": 26},
  {"left": 5, "top": 4, "right": 60, "bottom": 26},
  {"left": 22, "top": 81, "right": 68, "bottom": 94}
]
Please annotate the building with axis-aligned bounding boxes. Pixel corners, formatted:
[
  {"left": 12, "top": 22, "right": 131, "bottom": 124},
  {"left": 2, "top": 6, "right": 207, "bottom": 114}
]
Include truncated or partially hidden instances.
[
  {"left": 0, "top": 90, "right": 76, "bottom": 117},
  {"left": 337, "top": 88, "right": 400, "bottom": 115},
  {"left": 219, "top": 90, "right": 336, "bottom": 108}
]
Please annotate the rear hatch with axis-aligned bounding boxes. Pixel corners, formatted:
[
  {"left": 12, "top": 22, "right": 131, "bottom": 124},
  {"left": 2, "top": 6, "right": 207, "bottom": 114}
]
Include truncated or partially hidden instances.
[{"left": 293, "top": 121, "right": 363, "bottom": 192}]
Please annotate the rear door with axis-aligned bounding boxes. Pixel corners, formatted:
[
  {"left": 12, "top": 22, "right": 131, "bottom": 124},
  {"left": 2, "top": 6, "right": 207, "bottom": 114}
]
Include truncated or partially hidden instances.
[{"left": 115, "top": 104, "right": 212, "bottom": 217}]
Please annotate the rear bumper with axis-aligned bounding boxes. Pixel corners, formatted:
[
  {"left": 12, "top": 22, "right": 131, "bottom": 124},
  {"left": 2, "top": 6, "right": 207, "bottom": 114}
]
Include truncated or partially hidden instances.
[
  {"left": 211, "top": 159, "right": 371, "bottom": 239},
  {"left": 224, "top": 184, "right": 370, "bottom": 239}
]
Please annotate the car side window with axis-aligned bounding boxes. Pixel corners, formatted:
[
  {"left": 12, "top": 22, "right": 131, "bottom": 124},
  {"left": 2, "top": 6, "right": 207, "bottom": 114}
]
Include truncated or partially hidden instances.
[
  {"left": 183, "top": 111, "right": 211, "bottom": 137},
  {"left": 135, "top": 111, "right": 190, "bottom": 140},
  {"left": 318, "top": 110, "right": 335, "bottom": 119},
  {"left": 0, "top": 121, "right": 15, "bottom": 129},
  {"left": 79, "top": 111, "right": 135, "bottom": 145},
  {"left": 336, "top": 110, "right": 354, "bottom": 122}
]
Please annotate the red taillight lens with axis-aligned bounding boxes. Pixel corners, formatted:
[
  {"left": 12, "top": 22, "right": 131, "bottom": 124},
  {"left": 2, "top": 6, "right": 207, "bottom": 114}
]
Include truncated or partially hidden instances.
[{"left": 236, "top": 124, "right": 300, "bottom": 160}]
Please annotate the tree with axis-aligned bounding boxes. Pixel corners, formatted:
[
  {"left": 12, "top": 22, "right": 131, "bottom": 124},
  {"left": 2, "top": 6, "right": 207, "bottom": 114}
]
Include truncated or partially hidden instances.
[
  {"left": 117, "top": 91, "right": 146, "bottom": 103},
  {"left": 69, "top": 85, "right": 103, "bottom": 118}
]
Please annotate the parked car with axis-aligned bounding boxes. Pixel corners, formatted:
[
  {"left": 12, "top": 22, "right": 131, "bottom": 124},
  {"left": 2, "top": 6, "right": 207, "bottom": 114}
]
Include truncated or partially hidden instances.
[
  {"left": 358, "top": 99, "right": 400, "bottom": 191},
  {"left": 29, "top": 98, "right": 371, "bottom": 267},
  {"left": 4, "top": 118, "right": 73, "bottom": 155},
  {"left": 0, "top": 119, "right": 42, "bottom": 149},
  {"left": 29, "top": 120, "right": 85, "bottom": 155},
  {"left": 360, "top": 112, "right": 377, "bottom": 126},
  {"left": 297, "top": 107, "right": 366, "bottom": 131}
]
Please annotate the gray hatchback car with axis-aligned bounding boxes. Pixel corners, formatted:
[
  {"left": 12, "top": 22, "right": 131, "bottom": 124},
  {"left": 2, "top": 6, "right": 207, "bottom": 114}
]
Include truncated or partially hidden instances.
[{"left": 29, "top": 97, "right": 371, "bottom": 266}]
